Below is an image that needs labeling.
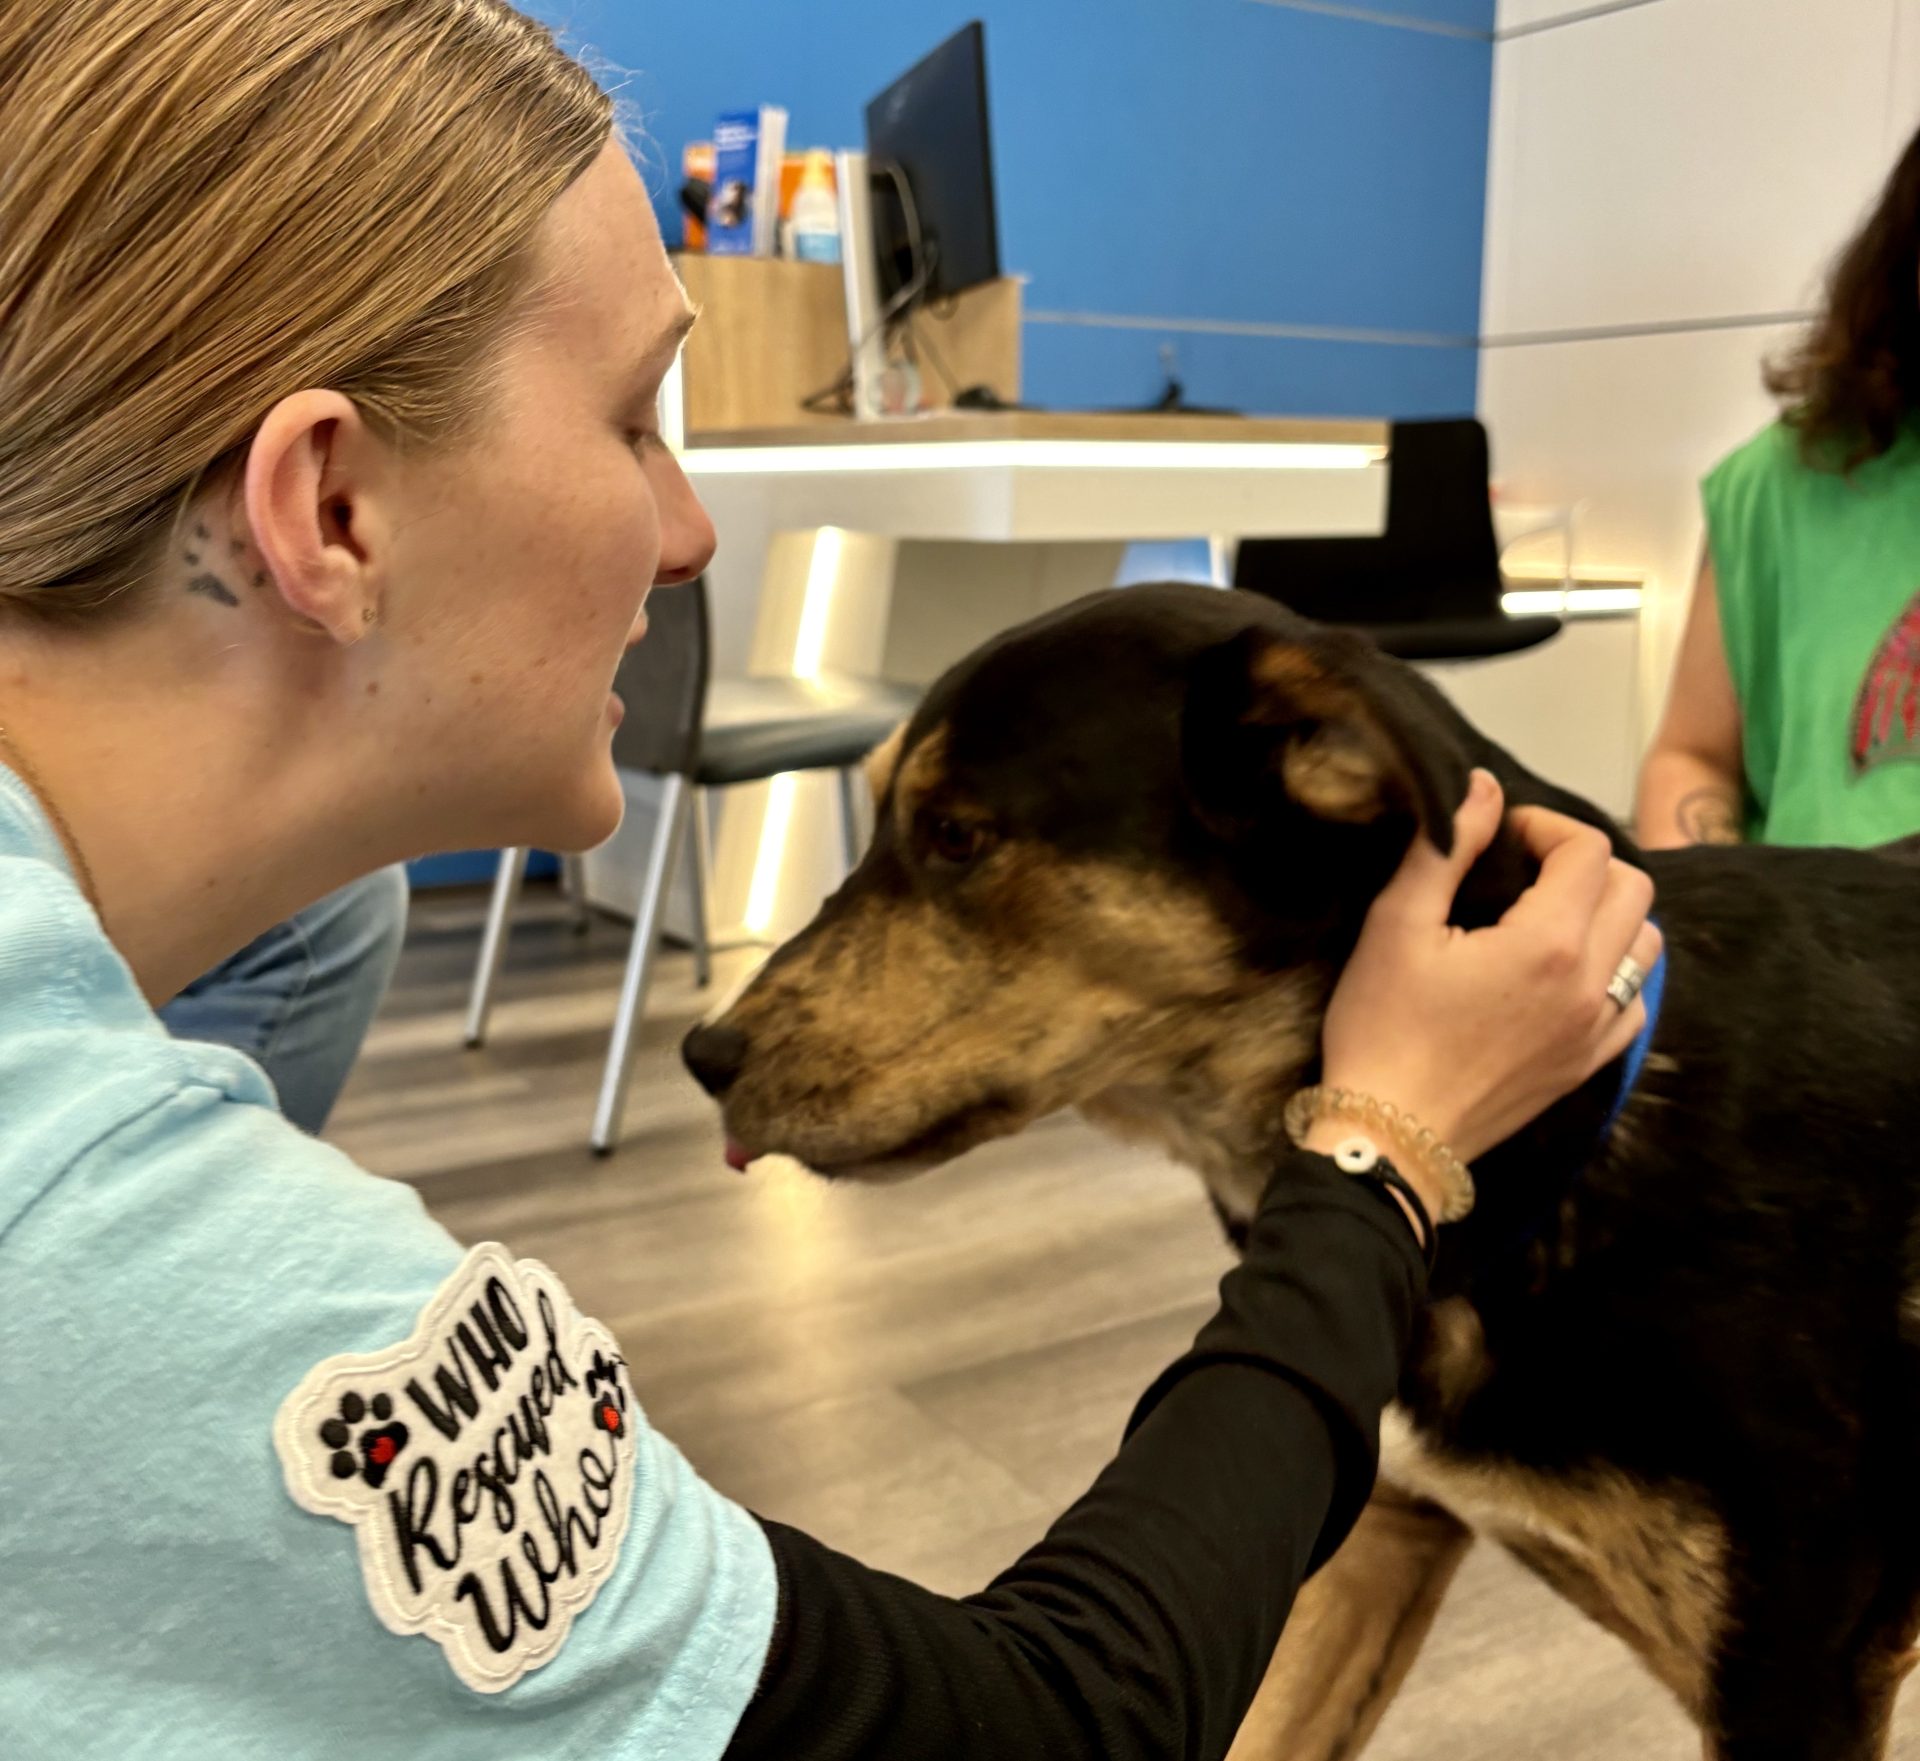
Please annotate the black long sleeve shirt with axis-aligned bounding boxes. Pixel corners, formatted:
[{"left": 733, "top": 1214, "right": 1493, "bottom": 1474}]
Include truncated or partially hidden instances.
[{"left": 722, "top": 1152, "right": 1427, "bottom": 1760}]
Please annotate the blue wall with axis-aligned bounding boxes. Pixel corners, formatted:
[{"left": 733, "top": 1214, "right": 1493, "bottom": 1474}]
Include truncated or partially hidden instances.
[{"left": 534, "top": 0, "right": 1493, "bottom": 419}]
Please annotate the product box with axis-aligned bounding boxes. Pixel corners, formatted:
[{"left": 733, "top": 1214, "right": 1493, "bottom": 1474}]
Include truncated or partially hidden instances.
[
  {"left": 707, "top": 105, "right": 787, "bottom": 257},
  {"left": 681, "top": 140, "right": 714, "bottom": 250}
]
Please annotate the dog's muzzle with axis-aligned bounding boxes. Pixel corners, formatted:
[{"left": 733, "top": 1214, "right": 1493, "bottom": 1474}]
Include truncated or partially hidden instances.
[{"left": 682, "top": 1023, "right": 748, "bottom": 1097}]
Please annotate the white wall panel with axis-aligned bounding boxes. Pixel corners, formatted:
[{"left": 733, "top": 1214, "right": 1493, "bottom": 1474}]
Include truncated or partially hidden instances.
[
  {"left": 1890, "top": 0, "right": 1920, "bottom": 153},
  {"left": 1484, "top": 0, "right": 1894, "bottom": 337},
  {"left": 1479, "top": 321, "right": 1797, "bottom": 735},
  {"left": 1482, "top": 0, "right": 1912, "bottom": 780},
  {"left": 1424, "top": 620, "right": 1643, "bottom": 822}
]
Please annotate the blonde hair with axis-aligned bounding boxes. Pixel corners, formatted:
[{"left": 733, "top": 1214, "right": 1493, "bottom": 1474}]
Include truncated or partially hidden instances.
[{"left": 0, "top": 0, "right": 612, "bottom": 621}]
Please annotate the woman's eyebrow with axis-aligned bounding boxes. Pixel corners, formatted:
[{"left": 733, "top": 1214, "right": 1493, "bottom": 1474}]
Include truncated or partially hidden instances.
[{"left": 634, "top": 306, "right": 698, "bottom": 378}]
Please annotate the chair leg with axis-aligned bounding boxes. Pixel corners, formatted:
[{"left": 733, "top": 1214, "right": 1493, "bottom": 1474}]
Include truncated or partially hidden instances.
[
  {"left": 464, "top": 846, "right": 530, "bottom": 1048},
  {"left": 560, "top": 852, "right": 592, "bottom": 934},
  {"left": 592, "top": 775, "right": 692, "bottom": 1156},
  {"left": 837, "top": 765, "right": 865, "bottom": 875},
  {"left": 687, "top": 787, "right": 715, "bottom": 989}
]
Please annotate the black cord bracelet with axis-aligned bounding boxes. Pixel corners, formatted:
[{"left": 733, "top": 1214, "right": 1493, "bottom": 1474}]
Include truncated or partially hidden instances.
[{"left": 1351, "top": 1165, "right": 1438, "bottom": 1274}]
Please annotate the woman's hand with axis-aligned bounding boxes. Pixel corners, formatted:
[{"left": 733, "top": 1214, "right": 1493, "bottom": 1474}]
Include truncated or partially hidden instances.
[{"left": 1312, "top": 769, "right": 1660, "bottom": 1219}]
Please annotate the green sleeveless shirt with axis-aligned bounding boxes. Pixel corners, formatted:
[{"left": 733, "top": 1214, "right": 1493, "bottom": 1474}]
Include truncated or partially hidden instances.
[{"left": 1703, "top": 420, "right": 1920, "bottom": 846}]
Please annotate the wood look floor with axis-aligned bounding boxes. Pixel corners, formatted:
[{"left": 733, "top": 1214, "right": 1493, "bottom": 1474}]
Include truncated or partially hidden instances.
[{"left": 328, "top": 884, "right": 1918, "bottom": 1759}]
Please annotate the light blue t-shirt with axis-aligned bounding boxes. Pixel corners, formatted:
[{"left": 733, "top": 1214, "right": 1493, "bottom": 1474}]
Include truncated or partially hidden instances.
[{"left": 0, "top": 766, "right": 776, "bottom": 1758}]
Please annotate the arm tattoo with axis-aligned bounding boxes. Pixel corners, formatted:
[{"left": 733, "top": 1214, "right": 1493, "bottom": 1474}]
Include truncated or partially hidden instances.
[{"left": 1675, "top": 785, "right": 1743, "bottom": 845}]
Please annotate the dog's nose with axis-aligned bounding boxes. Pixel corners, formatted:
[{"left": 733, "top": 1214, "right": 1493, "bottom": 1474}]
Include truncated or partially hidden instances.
[{"left": 682, "top": 1023, "right": 749, "bottom": 1097}]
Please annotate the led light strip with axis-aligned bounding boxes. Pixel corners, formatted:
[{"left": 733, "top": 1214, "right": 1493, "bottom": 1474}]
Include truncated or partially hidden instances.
[
  {"left": 684, "top": 440, "right": 1385, "bottom": 476},
  {"left": 745, "top": 772, "right": 798, "bottom": 937},
  {"left": 1502, "top": 585, "right": 1644, "bottom": 617},
  {"left": 792, "top": 527, "right": 843, "bottom": 680},
  {"left": 744, "top": 527, "right": 850, "bottom": 934}
]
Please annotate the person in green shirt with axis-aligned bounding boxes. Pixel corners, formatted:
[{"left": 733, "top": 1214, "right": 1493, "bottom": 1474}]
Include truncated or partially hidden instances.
[{"left": 1637, "top": 124, "right": 1920, "bottom": 851}]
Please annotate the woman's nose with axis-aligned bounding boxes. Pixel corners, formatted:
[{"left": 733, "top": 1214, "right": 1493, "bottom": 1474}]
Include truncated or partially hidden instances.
[{"left": 653, "top": 456, "right": 716, "bottom": 586}]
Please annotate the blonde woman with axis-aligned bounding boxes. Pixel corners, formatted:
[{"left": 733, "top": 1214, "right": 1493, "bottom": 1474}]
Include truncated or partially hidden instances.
[{"left": 0, "top": 4, "right": 1655, "bottom": 1756}]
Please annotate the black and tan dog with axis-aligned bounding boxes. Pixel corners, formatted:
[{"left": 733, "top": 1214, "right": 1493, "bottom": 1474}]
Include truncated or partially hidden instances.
[{"left": 683, "top": 582, "right": 1920, "bottom": 1761}]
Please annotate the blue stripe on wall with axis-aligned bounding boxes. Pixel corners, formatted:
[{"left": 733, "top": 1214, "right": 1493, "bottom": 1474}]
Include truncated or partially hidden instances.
[
  {"left": 538, "top": 0, "right": 1491, "bottom": 382},
  {"left": 1115, "top": 539, "right": 1219, "bottom": 584},
  {"left": 1022, "top": 322, "right": 1476, "bottom": 418}
]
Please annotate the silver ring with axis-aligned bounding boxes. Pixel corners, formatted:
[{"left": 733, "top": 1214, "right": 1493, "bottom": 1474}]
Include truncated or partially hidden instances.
[{"left": 1606, "top": 955, "right": 1647, "bottom": 1012}]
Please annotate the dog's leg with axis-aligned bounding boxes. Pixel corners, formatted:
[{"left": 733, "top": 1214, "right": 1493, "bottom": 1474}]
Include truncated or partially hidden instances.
[
  {"left": 1703, "top": 1653, "right": 1898, "bottom": 1761},
  {"left": 1226, "top": 1482, "right": 1472, "bottom": 1761},
  {"left": 1702, "top": 1536, "right": 1904, "bottom": 1761}
]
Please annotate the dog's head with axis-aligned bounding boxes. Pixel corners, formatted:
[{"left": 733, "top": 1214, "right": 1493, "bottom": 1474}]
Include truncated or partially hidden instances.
[{"left": 684, "top": 584, "right": 1577, "bottom": 1207}]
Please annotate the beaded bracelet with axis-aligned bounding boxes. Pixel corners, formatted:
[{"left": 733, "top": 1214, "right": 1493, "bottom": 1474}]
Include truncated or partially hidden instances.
[{"left": 1282, "top": 1085, "right": 1478, "bottom": 1224}]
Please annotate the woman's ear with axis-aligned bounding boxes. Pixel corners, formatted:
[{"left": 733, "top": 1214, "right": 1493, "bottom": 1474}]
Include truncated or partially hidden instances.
[
  {"left": 1180, "top": 625, "right": 1471, "bottom": 852},
  {"left": 242, "top": 388, "right": 387, "bottom": 643}
]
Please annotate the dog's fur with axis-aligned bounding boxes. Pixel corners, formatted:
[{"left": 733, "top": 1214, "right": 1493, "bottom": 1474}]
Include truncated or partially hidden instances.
[{"left": 687, "top": 583, "right": 1920, "bottom": 1760}]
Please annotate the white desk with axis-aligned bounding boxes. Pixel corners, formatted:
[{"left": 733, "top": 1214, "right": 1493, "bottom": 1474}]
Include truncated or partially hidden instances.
[
  {"left": 680, "top": 414, "right": 1388, "bottom": 543},
  {"left": 685, "top": 414, "right": 1389, "bottom": 685}
]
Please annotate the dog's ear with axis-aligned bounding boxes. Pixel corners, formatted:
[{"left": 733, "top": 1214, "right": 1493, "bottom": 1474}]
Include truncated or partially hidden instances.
[
  {"left": 1181, "top": 626, "right": 1471, "bottom": 853},
  {"left": 864, "top": 720, "right": 909, "bottom": 807}
]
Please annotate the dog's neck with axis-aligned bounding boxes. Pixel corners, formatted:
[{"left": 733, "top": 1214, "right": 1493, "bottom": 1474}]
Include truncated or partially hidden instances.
[
  {"left": 1077, "top": 817, "right": 1638, "bottom": 1228},
  {"left": 1077, "top": 969, "right": 1330, "bottom": 1222}
]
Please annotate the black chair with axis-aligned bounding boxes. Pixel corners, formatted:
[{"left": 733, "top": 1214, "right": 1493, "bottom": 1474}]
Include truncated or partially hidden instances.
[
  {"left": 462, "top": 576, "right": 917, "bottom": 1153},
  {"left": 1233, "top": 418, "right": 1561, "bottom": 661}
]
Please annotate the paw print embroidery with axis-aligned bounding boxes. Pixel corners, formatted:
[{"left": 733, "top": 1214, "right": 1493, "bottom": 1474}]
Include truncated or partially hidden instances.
[
  {"left": 584, "top": 1350, "right": 628, "bottom": 1440},
  {"left": 319, "top": 1391, "right": 410, "bottom": 1489}
]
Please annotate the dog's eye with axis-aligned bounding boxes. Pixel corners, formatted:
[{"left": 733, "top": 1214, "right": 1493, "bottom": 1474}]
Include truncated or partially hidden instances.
[{"left": 927, "top": 817, "right": 987, "bottom": 866}]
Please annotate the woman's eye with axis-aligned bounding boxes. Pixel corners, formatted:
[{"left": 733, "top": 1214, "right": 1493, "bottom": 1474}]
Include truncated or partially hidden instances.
[
  {"left": 928, "top": 818, "right": 986, "bottom": 865},
  {"left": 629, "top": 429, "right": 665, "bottom": 456}
]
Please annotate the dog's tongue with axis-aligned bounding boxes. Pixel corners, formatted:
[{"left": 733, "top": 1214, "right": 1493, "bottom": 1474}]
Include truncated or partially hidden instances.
[{"left": 723, "top": 1137, "right": 755, "bottom": 1174}]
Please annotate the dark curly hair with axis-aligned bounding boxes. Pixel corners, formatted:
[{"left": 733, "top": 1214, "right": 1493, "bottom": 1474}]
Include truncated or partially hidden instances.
[{"left": 1767, "top": 123, "right": 1920, "bottom": 473}]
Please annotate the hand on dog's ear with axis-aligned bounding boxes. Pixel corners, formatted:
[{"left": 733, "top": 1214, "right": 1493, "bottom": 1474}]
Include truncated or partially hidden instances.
[{"left": 1181, "top": 626, "right": 1471, "bottom": 853}]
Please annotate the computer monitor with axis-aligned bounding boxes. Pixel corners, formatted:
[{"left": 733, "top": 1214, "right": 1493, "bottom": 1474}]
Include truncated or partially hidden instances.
[{"left": 864, "top": 21, "right": 1000, "bottom": 305}]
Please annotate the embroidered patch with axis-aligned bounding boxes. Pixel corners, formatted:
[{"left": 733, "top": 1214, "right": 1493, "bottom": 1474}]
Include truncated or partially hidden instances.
[
  {"left": 274, "top": 1243, "right": 637, "bottom": 1693},
  {"left": 1851, "top": 585, "right": 1920, "bottom": 774}
]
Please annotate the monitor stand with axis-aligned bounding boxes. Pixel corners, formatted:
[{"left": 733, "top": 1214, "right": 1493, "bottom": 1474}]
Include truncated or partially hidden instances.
[{"left": 834, "top": 150, "right": 911, "bottom": 420}]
